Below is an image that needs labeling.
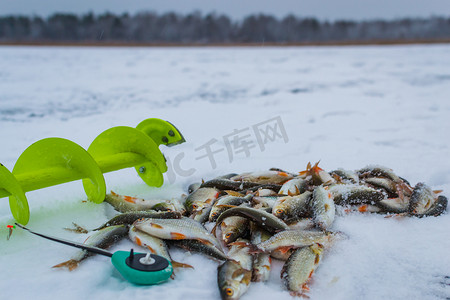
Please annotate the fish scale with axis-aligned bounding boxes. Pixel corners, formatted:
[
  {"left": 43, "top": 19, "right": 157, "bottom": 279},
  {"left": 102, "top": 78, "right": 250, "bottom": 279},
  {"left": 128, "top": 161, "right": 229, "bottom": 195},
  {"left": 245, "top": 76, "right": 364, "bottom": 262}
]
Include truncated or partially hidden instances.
[
  {"left": 257, "top": 229, "right": 330, "bottom": 253},
  {"left": 133, "top": 217, "right": 222, "bottom": 250}
]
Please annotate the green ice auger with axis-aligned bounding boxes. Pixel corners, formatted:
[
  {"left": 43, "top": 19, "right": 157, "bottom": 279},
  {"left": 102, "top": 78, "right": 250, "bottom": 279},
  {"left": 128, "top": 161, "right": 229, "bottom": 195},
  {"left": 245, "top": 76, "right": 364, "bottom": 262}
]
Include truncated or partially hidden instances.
[{"left": 0, "top": 118, "right": 185, "bottom": 225}]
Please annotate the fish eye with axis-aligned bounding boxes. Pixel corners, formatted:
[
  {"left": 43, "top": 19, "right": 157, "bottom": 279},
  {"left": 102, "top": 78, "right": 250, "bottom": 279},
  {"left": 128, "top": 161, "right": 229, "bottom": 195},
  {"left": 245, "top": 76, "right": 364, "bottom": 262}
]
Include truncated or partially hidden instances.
[
  {"left": 225, "top": 288, "right": 234, "bottom": 296},
  {"left": 212, "top": 212, "right": 217, "bottom": 217},
  {"left": 192, "top": 204, "right": 198, "bottom": 210},
  {"left": 225, "top": 232, "right": 232, "bottom": 239},
  {"left": 276, "top": 209, "right": 284, "bottom": 215}
]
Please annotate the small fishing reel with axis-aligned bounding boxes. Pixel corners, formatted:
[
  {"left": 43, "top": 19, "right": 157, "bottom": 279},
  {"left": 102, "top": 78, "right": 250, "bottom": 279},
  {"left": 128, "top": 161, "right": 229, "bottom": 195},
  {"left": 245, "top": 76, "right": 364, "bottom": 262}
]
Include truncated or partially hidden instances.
[{"left": 112, "top": 249, "right": 173, "bottom": 285}]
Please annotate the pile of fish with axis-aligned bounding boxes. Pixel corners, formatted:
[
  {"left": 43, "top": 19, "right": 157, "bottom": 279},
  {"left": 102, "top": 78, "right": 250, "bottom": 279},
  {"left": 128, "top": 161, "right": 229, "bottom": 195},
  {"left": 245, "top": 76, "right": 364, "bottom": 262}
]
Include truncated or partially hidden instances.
[{"left": 60, "top": 162, "right": 447, "bottom": 299}]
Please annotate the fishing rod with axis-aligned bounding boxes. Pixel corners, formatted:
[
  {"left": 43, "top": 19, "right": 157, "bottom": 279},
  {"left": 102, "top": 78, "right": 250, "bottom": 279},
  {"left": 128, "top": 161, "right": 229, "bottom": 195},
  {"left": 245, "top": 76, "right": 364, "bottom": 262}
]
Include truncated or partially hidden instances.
[{"left": 14, "top": 223, "right": 173, "bottom": 285}]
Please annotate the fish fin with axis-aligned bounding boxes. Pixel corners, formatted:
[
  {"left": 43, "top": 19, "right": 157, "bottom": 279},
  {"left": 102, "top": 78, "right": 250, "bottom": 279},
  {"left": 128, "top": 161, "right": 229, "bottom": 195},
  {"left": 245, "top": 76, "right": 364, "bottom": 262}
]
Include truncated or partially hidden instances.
[
  {"left": 151, "top": 223, "right": 164, "bottom": 229},
  {"left": 65, "top": 222, "right": 89, "bottom": 234},
  {"left": 232, "top": 268, "right": 252, "bottom": 283},
  {"left": 278, "top": 171, "right": 290, "bottom": 177},
  {"left": 170, "top": 232, "right": 187, "bottom": 239},
  {"left": 312, "top": 161, "right": 323, "bottom": 173},
  {"left": 384, "top": 212, "right": 408, "bottom": 219},
  {"left": 110, "top": 190, "right": 119, "bottom": 197},
  {"left": 225, "top": 190, "right": 243, "bottom": 197},
  {"left": 433, "top": 190, "right": 443, "bottom": 194},
  {"left": 52, "top": 259, "right": 79, "bottom": 271},
  {"left": 289, "top": 290, "right": 310, "bottom": 298},
  {"left": 172, "top": 261, "right": 194, "bottom": 269},
  {"left": 242, "top": 270, "right": 252, "bottom": 284},
  {"left": 358, "top": 204, "right": 368, "bottom": 213},
  {"left": 196, "top": 239, "right": 215, "bottom": 247},
  {"left": 228, "top": 241, "right": 250, "bottom": 248},
  {"left": 211, "top": 223, "right": 218, "bottom": 236},
  {"left": 277, "top": 246, "right": 293, "bottom": 254}
]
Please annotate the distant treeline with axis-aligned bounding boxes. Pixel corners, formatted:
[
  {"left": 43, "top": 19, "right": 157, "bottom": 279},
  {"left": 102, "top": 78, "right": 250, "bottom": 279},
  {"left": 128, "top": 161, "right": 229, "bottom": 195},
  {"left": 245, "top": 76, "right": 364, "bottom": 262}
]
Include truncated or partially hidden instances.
[{"left": 1, "top": 12, "right": 450, "bottom": 44}]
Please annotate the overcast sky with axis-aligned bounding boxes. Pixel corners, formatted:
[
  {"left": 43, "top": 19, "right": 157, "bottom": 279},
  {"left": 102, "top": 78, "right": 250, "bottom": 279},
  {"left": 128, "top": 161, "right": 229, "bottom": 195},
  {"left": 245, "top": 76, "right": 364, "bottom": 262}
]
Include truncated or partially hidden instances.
[{"left": 2, "top": 0, "right": 450, "bottom": 20}]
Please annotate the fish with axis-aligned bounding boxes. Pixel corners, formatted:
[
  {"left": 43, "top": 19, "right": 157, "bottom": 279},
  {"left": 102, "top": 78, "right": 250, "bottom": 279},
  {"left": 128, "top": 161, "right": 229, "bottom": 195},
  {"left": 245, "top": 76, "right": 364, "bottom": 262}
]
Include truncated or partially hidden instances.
[
  {"left": 169, "top": 239, "right": 228, "bottom": 261},
  {"left": 253, "top": 229, "right": 332, "bottom": 254},
  {"left": 220, "top": 216, "right": 249, "bottom": 245},
  {"left": 376, "top": 197, "right": 410, "bottom": 213},
  {"left": 192, "top": 205, "right": 214, "bottom": 224},
  {"left": 254, "top": 188, "right": 278, "bottom": 197},
  {"left": 200, "top": 179, "right": 260, "bottom": 191},
  {"left": 104, "top": 191, "right": 173, "bottom": 213},
  {"left": 53, "top": 225, "right": 129, "bottom": 271},
  {"left": 250, "top": 227, "right": 272, "bottom": 282},
  {"left": 363, "top": 177, "right": 398, "bottom": 195},
  {"left": 212, "top": 206, "right": 289, "bottom": 235},
  {"left": 217, "top": 259, "right": 252, "bottom": 300},
  {"left": 358, "top": 165, "right": 402, "bottom": 183},
  {"left": 311, "top": 186, "right": 336, "bottom": 230},
  {"left": 270, "top": 248, "right": 295, "bottom": 261},
  {"left": 128, "top": 225, "right": 193, "bottom": 270},
  {"left": 329, "top": 169, "right": 359, "bottom": 184},
  {"left": 281, "top": 243, "right": 324, "bottom": 297},
  {"left": 287, "top": 218, "right": 315, "bottom": 230},
  {"left": 151, "top": 198, "right": 186, "bottom": 214},
  {"left": 184, "top": 187, "right": 220, "bottom": 215},
  {"left": 269, "top": 168, "right": 297, "bottom": 177},
  {"left": 79, "top": 210, "right": 182, "bottom": 232},
  {"left": 328, "top": 184, "right": 386, "bottom": 205},
  {"left": 341, "top": 204, "right": 383, "bottom": 214},
  {"left": 423, "top": 195, "right": 447, "bottom": 217},
  {"left": 272, "top": 191, "right": 312, "bottom": 221},
  {"left": 279, "top": 178, "right": 309, "bottom": 196},
  {"left": 230, "top": 170, "right": 294, "bottom": 185},
  {"left": 243, "top": 184, "right": 282, "bottom": 193},
  {"left": 215, "top": 173, "right": 239, "bottom": 180},
  {"left": 409, "top": 183, "right": 439, "bottom": 216},
  {"left": 251, "top": 196, "right": 280, "bottom": 210},
  {"left": 133, "top": 217, "right": 222, "bottom": 250},
  {"left": 299, "top": 162, "right": 335, "bottom": 186},
  {"left": 188, "top": 182, "right": 202, "bottom": 194},
  {"left": 227, "top": 238, "right": 253, "bottom": 270},
  {"left": 209, "top": 194, "right": 253, "bottom": 222},
  {"left": 217, "top": 238, "right": 254, "bottom": 300}
]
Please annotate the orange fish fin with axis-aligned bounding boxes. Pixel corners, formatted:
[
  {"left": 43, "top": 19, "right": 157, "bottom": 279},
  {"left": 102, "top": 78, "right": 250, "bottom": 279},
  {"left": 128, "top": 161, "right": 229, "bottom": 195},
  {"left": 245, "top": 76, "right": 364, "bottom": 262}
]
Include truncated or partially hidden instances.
[
  {"left": 172, "top": 261, "right": 194, "bottom": 269},
  {"left": 52, "top": 259, "right": 79, "bottom": 271},
  {"left": 277, "top": 246, "right": 293, "bottom": 254},
  {"left": 170, "top": 232, "right": 187, "bottom": 239},
  {"left": 225, "top": 190, "right": 243, "bottom": 197},
  {"left": 151, "top": 223, "right": 164, "bottom": 229}
]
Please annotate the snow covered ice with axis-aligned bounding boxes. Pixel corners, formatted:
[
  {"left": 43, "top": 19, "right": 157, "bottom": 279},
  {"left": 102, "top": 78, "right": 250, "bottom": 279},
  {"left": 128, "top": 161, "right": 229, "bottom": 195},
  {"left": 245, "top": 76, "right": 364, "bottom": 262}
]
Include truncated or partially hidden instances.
[{"left": 0, "top": 45, "right": 449, "bottom": 300}]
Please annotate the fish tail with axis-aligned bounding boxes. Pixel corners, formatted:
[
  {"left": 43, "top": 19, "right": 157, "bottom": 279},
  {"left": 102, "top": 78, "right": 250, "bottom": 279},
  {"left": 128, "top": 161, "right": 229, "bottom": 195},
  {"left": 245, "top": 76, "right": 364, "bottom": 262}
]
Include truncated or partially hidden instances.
[
  {"left": 64, "top": 222, "right": 89, "bottom": 234},
  {"left": 289, "top": 290, "right": 310, "bottom": 298},
  {"left": 171, "top": 260, "right": 194, "bottom": 269},
  {"left": 52, "top": 259, "right": 79, "bottom": 271}
]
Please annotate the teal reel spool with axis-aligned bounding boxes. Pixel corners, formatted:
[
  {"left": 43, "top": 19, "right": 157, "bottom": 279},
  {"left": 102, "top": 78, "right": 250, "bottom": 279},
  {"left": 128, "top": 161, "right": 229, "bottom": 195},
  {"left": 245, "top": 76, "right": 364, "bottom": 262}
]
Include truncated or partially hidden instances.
[{"left": 0, "top": 118, "right": 185, "bottom": 225}]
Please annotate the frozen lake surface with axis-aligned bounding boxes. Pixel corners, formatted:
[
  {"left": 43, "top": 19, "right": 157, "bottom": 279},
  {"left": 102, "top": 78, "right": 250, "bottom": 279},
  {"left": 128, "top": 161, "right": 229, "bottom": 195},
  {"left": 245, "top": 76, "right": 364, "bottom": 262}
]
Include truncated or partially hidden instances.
[{"left": 0, "top": 45, "right": 449, "bottom": 300}]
